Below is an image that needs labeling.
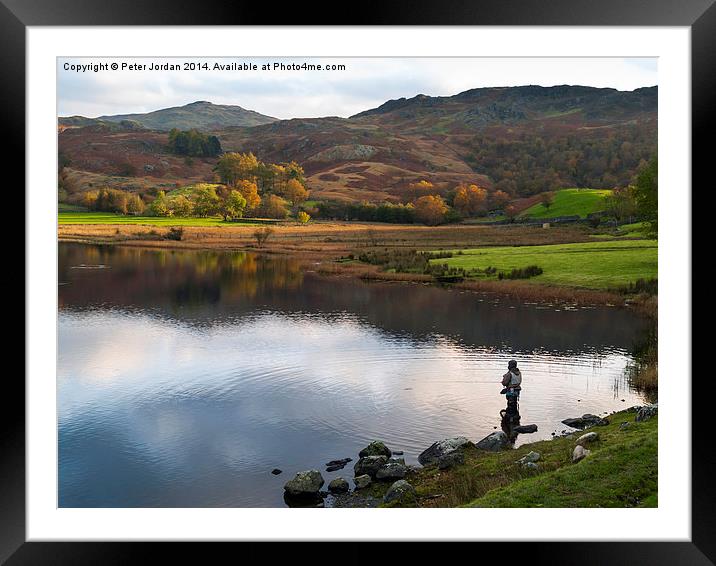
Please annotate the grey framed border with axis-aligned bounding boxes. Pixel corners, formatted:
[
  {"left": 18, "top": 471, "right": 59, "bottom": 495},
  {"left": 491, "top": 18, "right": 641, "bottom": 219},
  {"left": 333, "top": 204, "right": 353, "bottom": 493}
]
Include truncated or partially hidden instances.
[{"left": 7, "top": 0, "right": 707, "bottom": 562}]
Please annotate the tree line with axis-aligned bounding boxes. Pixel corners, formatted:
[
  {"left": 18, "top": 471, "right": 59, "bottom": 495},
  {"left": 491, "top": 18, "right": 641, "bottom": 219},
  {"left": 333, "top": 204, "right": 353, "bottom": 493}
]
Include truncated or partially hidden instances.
[{"left": 168, "top": 129, "right": 222, "bottom": 157}]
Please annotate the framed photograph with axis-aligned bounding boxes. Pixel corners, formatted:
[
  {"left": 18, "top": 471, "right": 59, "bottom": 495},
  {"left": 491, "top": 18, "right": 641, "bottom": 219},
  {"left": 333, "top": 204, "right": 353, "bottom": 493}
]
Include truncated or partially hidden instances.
[{"left": 9, "top": 0, "right": 708, "bottom": 562}]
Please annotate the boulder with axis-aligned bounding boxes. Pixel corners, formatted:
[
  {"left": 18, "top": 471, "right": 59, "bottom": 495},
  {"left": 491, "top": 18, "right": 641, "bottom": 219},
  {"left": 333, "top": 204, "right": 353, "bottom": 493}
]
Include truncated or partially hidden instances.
[
  {"left": 572, "top": 445, "right": 590, "bottom": 463},
  {"left": 418, "top": 437, "right": 472, "bottom": 466},
  {"left": 284, "top": 470, "right": 325, "bottom": 496},
  {"left": 514, "top": 424, "right": 538, "bottom": 433},
  {"left": 562, "top": 414, "right": 609, "bottom": 430},
  {"left": 475, "top": 431, "right": 510, "bottom": 452},
  {"left": 358, "top": 441, "right": 392, "bottom": 458},
  {"left": 438, "top": 451, "right": 465, "bottom": 470},
  {"left": 523, "top": 462, "right": 539, "bottom": 470},
  {"left": 576, "top": 432, "right": 599, "bottom": 446},
  {"left": 328, "top": 477, "right": 350, "bottom": 494},
  {"left": 354, "top": 474, "right": 372, "bottom": 490},
  {"left": 383, "top": 480, "right": 417, "bottom": 505},
  {"left": 516, "top": 451, "right": 540, "bottom": 465},
  {"left": 636, "top": 404, "right": 658, "bottom": 422},
  {"left": 376, "top": 462, "right": 408, "bottom": 480},
  {"left": 619, "top": 422, "right": 631, "bottom": 430},
  {"left": 354, "top": 456, "right": 388, "bottom": 478}
]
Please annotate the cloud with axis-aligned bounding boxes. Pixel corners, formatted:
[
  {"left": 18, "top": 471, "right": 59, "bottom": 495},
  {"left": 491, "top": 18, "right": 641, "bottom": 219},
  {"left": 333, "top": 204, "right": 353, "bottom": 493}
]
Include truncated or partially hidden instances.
[{"left": 58, "top": 57, "right": 658, "bottom": 120}]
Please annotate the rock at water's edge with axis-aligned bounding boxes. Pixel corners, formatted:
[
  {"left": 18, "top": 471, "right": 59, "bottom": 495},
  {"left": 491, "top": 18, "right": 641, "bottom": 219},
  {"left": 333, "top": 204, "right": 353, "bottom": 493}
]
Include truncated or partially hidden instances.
[
  {"left": 418, "top": 437, "right": 472, "bottom": 466},
  {"left": 438, "top": 451, "right": 465, "bottom": 470},
  {"left": 328, "top": 477, "right": 350, "bottom": 494},
  {"left": 359, "top": 441, "right": 392, "bottom": 458},
  {"left": 475, "top": 431, "right": 510, "bottom": 452},
  {"left": 284, "top": 470, "right": 325, "bottom": 496},
  {"left": 354, "top": 474, "right": 372, "bottom": 490},
  {"left": 354, "top": 455, "right": 389, "bottom": 478}
]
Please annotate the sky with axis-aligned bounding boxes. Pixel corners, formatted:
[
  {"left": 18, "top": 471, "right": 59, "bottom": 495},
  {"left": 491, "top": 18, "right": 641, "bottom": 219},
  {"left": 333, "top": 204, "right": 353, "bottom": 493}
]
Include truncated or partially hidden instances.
[{"left": 57, "top": 57, "right": 657, "bottom": 120}]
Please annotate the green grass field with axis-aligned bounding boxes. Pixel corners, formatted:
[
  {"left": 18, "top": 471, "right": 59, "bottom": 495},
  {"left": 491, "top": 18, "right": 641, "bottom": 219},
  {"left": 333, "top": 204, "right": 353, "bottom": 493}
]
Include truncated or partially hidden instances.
[
  {"left": 432, "top": 239, "right": 657, "bottom": 289},
  {"left": 464, "top": 411, "right": 657, "bottom": 508},
  {"left": 58, "top": 212, "right": 276, "bottom": 227},
  {"left": 378, "top": 408, "right": 657, "bottom": 508},
  {"left": 520, "top": 188, "right": 612, "bottom": 219}
]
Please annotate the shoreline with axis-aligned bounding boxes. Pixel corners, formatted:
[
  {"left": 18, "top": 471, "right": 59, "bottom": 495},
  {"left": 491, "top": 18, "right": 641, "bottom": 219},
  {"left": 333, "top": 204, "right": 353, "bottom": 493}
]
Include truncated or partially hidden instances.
[
  {"left": 299, "top": 405, "right": 658, "bottom": 508},
  {"left": 58, "top": 224, "right": 656, "bottom": 311}
]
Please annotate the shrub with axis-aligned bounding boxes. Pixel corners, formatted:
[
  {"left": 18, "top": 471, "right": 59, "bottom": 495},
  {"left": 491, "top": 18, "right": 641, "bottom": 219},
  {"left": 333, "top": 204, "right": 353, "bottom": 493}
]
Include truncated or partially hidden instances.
[
  {"left": 165, "top": 227, "right": 184, "bottom": 241},
  {"left": 498, "top": 265, "right": 543, "bottom": 280},
  {"left": 253, "top": 227, "right": 275, "bottom": 247}
]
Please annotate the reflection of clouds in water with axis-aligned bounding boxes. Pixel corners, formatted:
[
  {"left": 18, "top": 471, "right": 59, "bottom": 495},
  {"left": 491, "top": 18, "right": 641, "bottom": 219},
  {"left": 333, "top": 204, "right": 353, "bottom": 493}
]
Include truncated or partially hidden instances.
[{"left": 59, "top": 309, "right": 638, "bottom": 435}]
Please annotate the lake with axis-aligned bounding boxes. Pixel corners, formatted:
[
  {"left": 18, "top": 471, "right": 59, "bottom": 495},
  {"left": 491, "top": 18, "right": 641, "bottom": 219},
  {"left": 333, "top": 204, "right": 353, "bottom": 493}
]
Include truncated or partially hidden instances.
[{"left": 58, "top": 243, "right": 649, "bottom": 507}]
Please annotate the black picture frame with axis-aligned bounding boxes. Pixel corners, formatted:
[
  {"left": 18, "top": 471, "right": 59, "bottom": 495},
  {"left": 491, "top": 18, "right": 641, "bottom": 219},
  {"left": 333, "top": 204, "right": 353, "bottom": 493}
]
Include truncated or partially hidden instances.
[{"left": 7, "top": 0, "right": 706, "bottom": 562}]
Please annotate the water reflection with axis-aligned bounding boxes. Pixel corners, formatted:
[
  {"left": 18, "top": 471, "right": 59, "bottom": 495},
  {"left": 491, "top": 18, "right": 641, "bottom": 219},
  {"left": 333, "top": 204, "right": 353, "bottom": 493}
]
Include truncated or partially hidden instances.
[{"left": 58, "top": 243, "right": 649, "bottom": 507}]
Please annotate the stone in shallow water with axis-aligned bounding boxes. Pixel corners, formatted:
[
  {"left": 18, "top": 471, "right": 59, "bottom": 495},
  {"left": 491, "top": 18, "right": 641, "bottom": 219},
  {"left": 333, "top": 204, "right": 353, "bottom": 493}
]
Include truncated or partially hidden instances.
[
  {"left": 359, "top": 441, "right": 392, "bottom": 458},
  {"left": 562, "top": 414, "right": 609, "bottom": 430},
  {"left": 271, "top": 468, "right": 282, "bottom": 475},
  {"left": 514, "top": 424, "right": 538, "bottom": 433},
  {"left": 284, "top": 470, "right": 324, "bottom": 496}
]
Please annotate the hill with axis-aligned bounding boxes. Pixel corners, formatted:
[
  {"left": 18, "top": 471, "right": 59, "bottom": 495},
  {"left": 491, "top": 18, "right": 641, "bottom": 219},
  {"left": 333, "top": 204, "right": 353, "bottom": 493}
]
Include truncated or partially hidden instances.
[
  {"left": 60, "top": 100, "right": 277, "bottom": 132},
  {"left": 58, "top": 85, "right": 657, "bottom": 204}
]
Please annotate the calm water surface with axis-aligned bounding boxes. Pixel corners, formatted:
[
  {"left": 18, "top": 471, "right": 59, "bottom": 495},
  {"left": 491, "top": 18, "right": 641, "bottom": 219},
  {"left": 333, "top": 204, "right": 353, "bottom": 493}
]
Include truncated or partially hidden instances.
[{"left": 58, "top": 243, "right": 648, "bottom": 507}]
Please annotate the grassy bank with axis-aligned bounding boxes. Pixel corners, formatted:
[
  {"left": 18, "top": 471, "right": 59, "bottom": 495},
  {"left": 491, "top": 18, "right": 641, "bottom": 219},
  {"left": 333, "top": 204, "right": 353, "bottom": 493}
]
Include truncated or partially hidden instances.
[
  {"left": 520, "top": 188, "right": 612, "bottom": 219},
  {"left": 431, "top": 240, "right": 657, "bottom": 289},
  {"left": 386, "top": 408, "right": 657, "bottom": 508},
  {"left": 58, "top": 211, "right": 279, "bottom": 227}
]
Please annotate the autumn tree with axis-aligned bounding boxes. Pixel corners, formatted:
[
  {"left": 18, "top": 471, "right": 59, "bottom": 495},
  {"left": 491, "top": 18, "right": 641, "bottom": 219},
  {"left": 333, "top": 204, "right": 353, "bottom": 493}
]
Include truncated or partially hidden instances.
[
  {"left": 236, "top": 179, "right": 262, "bottom": 214},
  {"left": 406, "top": 180, "right": 435, "bottom": 202},
  {"left": 453, "top": 183, "right": 488, "bottom": 217},
  {"left": 126, "top": 193, "right": 145, "bottom": 215},
  {"left": 82, "top": 191, "right": 98, "bottom": 211},
  {"left": 414, "top": 195, "right": 448, "bottom": 225},
  {"left": 215, "top": 152, "right": 260, "bottom": 187},
  {"left": 490, "top": 190, "right": 511, "bottom": 210},
  {"left": 296, "top": 211, "right": 311, "bottom": 224},
  {"left": 282, "top": 178, "right": 310, "bottom": 207},
  {"left": 505, "top": 204, "right": 518, "bottom": 223},
  {"left": 262, "top": 194, "right": 290, "bottom": 219}
]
